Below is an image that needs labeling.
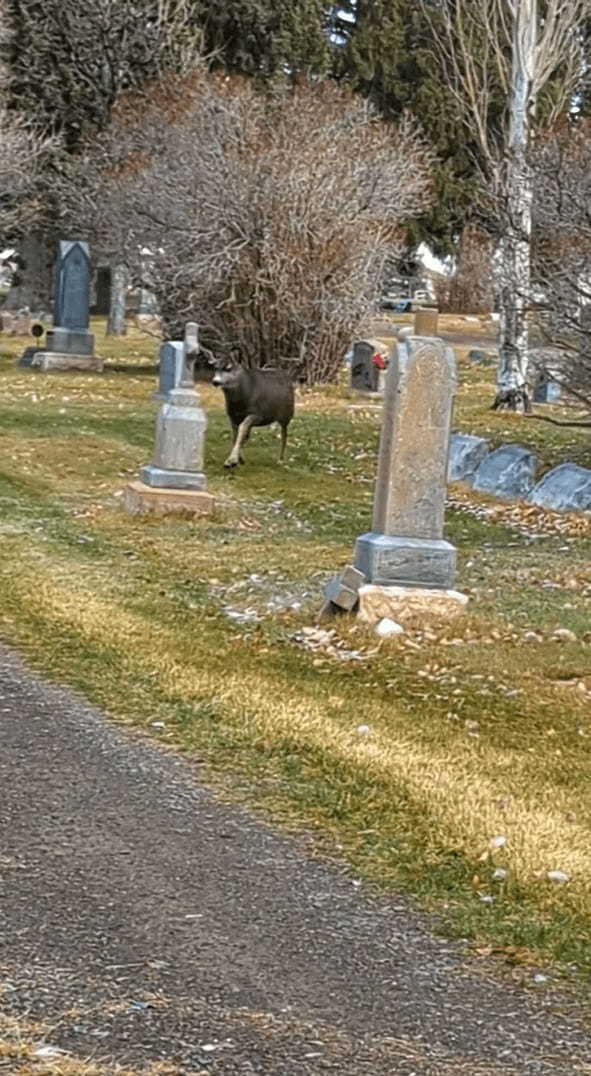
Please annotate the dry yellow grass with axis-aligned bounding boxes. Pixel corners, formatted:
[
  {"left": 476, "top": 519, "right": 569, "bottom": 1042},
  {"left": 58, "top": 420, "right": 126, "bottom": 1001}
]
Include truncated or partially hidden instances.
[{"left": 1, "top": 317, "right": 591, "bottom": 981}]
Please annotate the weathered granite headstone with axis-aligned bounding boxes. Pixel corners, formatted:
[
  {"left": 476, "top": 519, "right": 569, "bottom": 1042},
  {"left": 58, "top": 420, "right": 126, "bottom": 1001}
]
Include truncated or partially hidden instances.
[
  {"left": 529, "top": 463, "right": 591, "bottom": 511},
  {"left": 31, "top": 241, "right": 101, "bottom": 372},
  {"left": 154, "top": 340, "right": 184, "bottom": 400},
  {"left": 472, "top": 443, "right": 537, "bottom": 500},
  {"left": 354, "top": 336, "right": 457, "bottom": 589},
  {"left": 448, "top": 433, "right": 490, "bottom": 484},
  {"left": 124, "top": 322, "right": 214, "bottom": 517}
]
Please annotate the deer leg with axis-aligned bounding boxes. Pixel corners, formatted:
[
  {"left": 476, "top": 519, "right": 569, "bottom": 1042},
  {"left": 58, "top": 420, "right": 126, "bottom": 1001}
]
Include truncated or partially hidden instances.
[
  {"left": 231, "top": 423, "right": 245, "bottom": 464},
  {"left": 225, "top": 415, "right": 255, "bottom": 468},
  {"left": 279, "top": 423, "right": 288, "bottom": 461}
]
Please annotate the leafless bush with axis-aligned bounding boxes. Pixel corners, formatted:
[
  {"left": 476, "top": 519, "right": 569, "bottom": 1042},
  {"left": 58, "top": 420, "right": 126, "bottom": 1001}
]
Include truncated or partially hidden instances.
[
  {"left": 532, "top": 123, "right": 591, "bottom": 414},
  {"left": 0, "top": 107, "right": 56, "bottom": 243},
  {"left": 433, "top": 226, "right": 494, "bottom": 314},
  {"left": 71, "top": 73, "right": 433, "bottom": 383}
]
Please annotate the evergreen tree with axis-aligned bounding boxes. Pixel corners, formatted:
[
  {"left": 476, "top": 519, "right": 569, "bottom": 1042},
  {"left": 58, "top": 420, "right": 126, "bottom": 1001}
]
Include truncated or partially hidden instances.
[
  {"left": 333, "top": 0, "right": 500, "bottom": 256},
  {"left": 193, "top": 0, "right": 332, "bottom": 79}
]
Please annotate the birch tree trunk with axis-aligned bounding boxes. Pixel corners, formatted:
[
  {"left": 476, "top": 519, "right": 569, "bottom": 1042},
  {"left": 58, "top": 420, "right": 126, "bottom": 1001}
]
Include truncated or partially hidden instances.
[
  {"left": 493, "top": 0, "right": 537, "bottom": 412},
  {"left": 106, "top": 262, "right": 128, "bottom": 336}
]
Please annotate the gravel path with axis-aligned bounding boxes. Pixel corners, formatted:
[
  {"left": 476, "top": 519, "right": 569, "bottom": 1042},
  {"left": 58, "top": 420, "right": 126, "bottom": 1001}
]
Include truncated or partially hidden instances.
[{"left": 0, "top": 644, "right": 590, "bottom": 1074}]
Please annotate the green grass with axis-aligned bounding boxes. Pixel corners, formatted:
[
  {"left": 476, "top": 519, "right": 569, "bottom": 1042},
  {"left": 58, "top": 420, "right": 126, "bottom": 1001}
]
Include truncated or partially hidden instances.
[{"left": 1, "top": 317, "right": 591, "bottom": 992}]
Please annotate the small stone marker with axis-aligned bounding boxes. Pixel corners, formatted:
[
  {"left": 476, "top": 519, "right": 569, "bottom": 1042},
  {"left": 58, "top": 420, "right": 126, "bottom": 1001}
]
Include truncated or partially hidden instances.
[
  {"left": 31, "top": 240, "right": 102, "bottom": 372},
  {"left": 154, "top": 340, "right": 185, "bottom": 400},
  {"left": 533, "top": 374, "right": 561, "bottom": 404},
  {"left": 472, "top": 443, "right": 537, "bottom": 500},
  {"left": 124, "top": 322, "right": 214, "bottom": 517},
  {"left": 448, "top": 433, "right": 490, "bottom": 484},
  {"left": 413, "top": 307, "right": 438, "bottom": 335},
  {"left": 528, "top": 463, "right": 591, "bottom": 511},
  {"left": 323, "top": 565, "right": 365, "bottom": 612},
  {"left": 350, "top": 340, "right": 386, "bottom": 393},
  {"left": 355, "top": 336, "right": 457, "bottom": 590}
]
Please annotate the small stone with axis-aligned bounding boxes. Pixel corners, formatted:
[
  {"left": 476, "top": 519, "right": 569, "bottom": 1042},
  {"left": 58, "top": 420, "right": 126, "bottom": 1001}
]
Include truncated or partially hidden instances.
[
  {"left": 465, "top": 720, "right": 480, "bottom": 732},
  {"left": 492, "top": 868, "right": 508, "bottom": 881},
  {"left": 533, "top": 973, "right": 548, "bottom": 984},
  {"left": 374, "top": 617, "right": 405, "bottom": 637},
  {"left": 523, "top": 631, "right": 542, "bottom": 643},
  {"left": 546, "top": 870, "right": 570, "bottom": 884},
  {"left": 151, "top": 721, "right": 165, "bottom": 729},
  {"left": 479, "top": 894, "right": 495, "bottom": 903},
  {"left": 357, "top": 724, "right": 372, "bottom": 736},
  {"left": 553, "top": 628, "right": 577, "bottom": 643},
  {"left": 489, "top": 835, "right": 507, "bottom": 849}
]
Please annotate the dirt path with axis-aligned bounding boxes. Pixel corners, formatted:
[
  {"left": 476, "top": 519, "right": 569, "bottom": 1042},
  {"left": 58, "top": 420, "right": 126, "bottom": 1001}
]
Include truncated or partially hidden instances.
[{"left": 1, "top": 644, "right": 590, "bottom": 1075}]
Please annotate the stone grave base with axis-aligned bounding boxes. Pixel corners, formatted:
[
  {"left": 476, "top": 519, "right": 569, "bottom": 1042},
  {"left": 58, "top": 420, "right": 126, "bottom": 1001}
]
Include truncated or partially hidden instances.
[
  {"left": 355, "top": 532, "right": 456, "bottom": 591},
  {"left": 358, "top": 584, "right": 468, "bottom": 627},
  {"left": 123, "top": 480, "right": 214, "bottom": 518},
  {"left": 140, "top": 465, "right": 207, "bottom": 491},
  {"left": 31, "top": 352, "right": 104, "bottom": 373}
]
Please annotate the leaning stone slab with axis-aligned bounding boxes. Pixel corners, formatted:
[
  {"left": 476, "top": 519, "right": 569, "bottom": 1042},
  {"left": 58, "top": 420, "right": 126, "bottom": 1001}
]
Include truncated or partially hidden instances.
[
  {"left": 472, "top": 443, "right": 537, "bottom": 500},
  {"left": 324, "top": 565, "right": 365, "bottom": 611},
  {"left": 448, "top": 434, "right": 490, "bottom": 484},
  {"left": 529, "top": 463, "right": 591, "bottom": 512},
  {"left": 123, "top": 481, "right": 214, "bottom": 517},
  {"left": 358, "top": 584, "right": 469, "bottom": 627}
]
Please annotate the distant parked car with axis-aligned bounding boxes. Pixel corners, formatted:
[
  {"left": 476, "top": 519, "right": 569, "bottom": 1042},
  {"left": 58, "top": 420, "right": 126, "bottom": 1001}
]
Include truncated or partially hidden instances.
[{"left": 380, "top": 295, "right": 411, "bottom": 313}]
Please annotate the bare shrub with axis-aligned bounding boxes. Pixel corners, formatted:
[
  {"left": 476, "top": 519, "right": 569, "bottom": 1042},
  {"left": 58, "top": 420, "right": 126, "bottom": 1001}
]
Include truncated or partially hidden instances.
[
  {"left": 69, "top": 73, "right": 432, "bottom": 383},
  {"left": 433, "top": 226, "right": 494, "bottom": 314},
  {"left": 532, "top": 123, "right": 591, "bottom": 415},
  {"left": 0, "top": 107, "right": 56, "bottom": 243}
]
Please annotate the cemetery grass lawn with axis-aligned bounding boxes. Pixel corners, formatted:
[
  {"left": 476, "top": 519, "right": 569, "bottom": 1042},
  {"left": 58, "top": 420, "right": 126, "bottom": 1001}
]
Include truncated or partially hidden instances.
[{"left": 1, "top": 318, "right": 591, "bottom": 992}]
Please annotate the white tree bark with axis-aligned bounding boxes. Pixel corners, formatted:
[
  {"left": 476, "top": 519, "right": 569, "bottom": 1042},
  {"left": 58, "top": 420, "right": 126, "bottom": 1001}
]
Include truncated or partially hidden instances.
[
  {"left": 494, "top": 0, "right": 537, "bottom": 411},
  {"left": 106, "top": 262, "right": 128, "bottom": 336}
]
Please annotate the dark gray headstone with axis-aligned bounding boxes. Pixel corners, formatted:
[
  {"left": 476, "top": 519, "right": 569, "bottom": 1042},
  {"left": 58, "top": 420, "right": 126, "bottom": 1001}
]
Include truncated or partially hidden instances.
[
  {"left": 472, "top": 443, "right": 537, "bottom": 500},
  {"left": 53, "top": 240, "right": 91, "bottom": 330},
  {"left": 529, "top": 463, "right": 591, "bottom": 511},
  {"left": 448, "top": 434, "right": 490, "bottom": 484},
  {"left": 351, "top": 340, "right": 380, "bottom": 392}
]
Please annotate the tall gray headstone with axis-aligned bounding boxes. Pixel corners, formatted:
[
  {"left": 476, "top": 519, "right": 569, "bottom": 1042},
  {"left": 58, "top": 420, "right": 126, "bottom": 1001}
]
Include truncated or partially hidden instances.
[
  {"left": 30, "top": 240, "right": 101, "bottom": 372},
  {"left": 355, "top": 336, "right": 457, "bottom": 589},
  {"left": 141, "top": 323, "right": 208, "bottom": 491}
]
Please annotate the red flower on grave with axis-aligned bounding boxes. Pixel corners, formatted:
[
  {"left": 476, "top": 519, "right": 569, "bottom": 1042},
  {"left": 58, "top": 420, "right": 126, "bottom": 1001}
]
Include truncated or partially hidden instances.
[{"left": 372, "top": 352, "right": 386, "bottom": 370}]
